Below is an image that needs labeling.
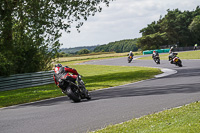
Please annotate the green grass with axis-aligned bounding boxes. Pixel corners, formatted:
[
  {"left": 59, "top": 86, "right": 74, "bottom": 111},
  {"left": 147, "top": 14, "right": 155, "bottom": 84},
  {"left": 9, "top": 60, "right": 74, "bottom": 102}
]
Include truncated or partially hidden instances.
[
  {"left": 0, "top": 65, "right": 161, "bottom": 108},
  {"left": 92, "top": 101, "right": 200, "bottom": 133},
  {"left": 139, "top": 50, "right": 200, "bottom": 60},
  {"left": 71, "top": 65, "right": 161, "bottom": 91},
  {"left": 56, "top": 51, "right": 142, "bottom": 63},
  {"left": 0, "top": 84, "right": 63, "bottom": 108}
]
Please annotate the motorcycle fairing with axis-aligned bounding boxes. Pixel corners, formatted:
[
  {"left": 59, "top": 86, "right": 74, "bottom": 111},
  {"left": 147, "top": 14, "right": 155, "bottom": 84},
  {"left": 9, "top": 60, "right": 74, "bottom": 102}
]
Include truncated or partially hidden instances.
[{"left": 173, "top": 57, "right": 179, "bottom": 62}]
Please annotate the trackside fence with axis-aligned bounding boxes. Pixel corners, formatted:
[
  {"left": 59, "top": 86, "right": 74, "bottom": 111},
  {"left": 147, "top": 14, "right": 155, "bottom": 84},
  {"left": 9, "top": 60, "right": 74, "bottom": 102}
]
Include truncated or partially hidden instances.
[
  {"left": 0, "top": 70, "right": 54, "bottom": 91},
  {"left": 143, "top": 47, "right": 195, "bottom": 55}
]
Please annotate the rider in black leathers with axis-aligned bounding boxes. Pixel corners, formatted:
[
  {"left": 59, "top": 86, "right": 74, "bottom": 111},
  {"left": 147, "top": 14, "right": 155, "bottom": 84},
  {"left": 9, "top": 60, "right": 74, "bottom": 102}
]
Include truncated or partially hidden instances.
[
  {"left": 152, "top": 51, "right": 159, "bottom": 59},
  {"left": 128, "top": 51, "right": 134, "bottom": 57}
]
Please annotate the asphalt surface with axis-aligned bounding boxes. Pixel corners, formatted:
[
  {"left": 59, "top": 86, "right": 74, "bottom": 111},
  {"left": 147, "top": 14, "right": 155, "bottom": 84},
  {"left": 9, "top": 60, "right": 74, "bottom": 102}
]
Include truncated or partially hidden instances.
[{"left": 1, "top": 55, "right": 200, "bottom": 133}]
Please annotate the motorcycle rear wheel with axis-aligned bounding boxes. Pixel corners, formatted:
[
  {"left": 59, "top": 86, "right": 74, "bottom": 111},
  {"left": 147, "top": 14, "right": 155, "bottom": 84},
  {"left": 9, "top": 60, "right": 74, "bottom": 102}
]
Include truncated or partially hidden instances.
[
  {"left": 66, "top": 87, "right": 81, "bottom": 102},
  {"left": 178, "top": 63, "right": 182, "bottom": 67}
]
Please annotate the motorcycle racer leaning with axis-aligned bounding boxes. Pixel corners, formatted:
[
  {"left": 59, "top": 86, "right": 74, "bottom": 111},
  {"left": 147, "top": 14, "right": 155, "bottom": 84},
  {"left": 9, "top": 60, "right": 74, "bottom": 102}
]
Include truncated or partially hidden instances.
[
  {"left": 128, "top": 51, "right": 134, "bottom": 57},
  {"left": 168, "top": 47, "right": 175, "bottom": 61},
  {"left": 53, "top": 63, "right": 89, "bottom": 97},
  {"left": 152, "top": 51, "right": 159, "bottom": 59}
]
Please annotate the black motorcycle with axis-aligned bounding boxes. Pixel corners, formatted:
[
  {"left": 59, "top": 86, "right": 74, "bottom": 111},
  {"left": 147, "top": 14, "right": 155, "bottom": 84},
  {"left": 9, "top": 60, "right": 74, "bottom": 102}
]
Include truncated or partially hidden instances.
[
  {"left": 128, "top": 55, "right": 133, "bottom": 63},
  {"left": 55, "top": 74, "right": 91, "bottom": 102},
  {"left": 170, "top": 53, "right": 182, "bottom": 67},
  {"left": 153, "top": 55, "right": 160, "bottom": 64}
]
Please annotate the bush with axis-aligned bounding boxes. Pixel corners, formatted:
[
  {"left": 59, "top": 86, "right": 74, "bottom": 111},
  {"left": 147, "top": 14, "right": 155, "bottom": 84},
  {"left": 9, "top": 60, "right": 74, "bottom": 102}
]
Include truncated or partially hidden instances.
[
  {"left": 77, "top": 49, "right": 90, "bottom": 55},
  {"left": 0, "top": 53, "right": 13, "bottom": 76}
]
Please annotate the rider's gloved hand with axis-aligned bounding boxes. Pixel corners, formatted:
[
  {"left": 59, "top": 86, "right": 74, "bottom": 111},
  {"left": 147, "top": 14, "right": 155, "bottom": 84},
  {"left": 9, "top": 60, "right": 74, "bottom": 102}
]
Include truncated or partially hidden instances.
[{"left": 78, "top": 74, "right": 83, "bottom": 78}]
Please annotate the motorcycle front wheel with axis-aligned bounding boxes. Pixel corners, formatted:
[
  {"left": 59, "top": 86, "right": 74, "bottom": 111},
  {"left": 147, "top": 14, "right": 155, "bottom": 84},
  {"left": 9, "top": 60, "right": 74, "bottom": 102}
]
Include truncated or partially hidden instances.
[
  {"left": 128, "top": 58, "right": 132, "bottom": 63},
  {"left": 177, "top": 60, "right": 182, "bottom": 67},
  {"left": 157, "top": 59, "right": 160, "bottom": 64}
]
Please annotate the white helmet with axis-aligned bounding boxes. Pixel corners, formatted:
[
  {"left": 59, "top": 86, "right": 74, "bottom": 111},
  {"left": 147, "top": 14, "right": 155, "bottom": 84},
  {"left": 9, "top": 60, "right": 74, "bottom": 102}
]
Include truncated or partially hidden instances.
[{"left": 130, "top": 51, "right": 132, "bottom": 53}]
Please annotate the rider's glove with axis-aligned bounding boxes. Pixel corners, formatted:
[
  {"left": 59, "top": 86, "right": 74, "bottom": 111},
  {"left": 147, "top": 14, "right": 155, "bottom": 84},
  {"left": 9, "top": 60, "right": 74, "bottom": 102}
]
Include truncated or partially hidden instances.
[{"left": 78, "top": 74, "right": 83, "bottom": 79}]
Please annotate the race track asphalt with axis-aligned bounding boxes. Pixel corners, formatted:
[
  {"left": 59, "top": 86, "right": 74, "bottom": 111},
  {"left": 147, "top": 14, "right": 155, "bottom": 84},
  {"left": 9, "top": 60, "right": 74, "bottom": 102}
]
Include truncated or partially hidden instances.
[{"left": 0, "top": 55, "right": 200, "bottom": 133}]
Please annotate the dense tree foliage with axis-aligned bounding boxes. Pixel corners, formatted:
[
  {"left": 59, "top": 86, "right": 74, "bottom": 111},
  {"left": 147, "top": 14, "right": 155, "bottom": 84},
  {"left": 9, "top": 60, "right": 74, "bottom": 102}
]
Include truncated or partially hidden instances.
[
  {"left": 189, "top": 15, "right": 200, "bottom": 43},
  {"left": 138, "top": 6, "right": 200, "bottom": 50},
  {"left": 138, "top": 32, "right": 168, "bottom": 50},
  {"left": 0, "top": 0, "right": 113, "bottom": 76},
  {"left": 94, "top": 39, "right": 138, "bottom": 53}
]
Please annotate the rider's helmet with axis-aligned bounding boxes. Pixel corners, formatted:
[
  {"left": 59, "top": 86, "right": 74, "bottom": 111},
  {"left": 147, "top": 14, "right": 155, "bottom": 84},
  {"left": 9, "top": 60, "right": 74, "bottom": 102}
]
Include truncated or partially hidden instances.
[
  {"left": 153, "top": 51, "right": 156, "bottom": 53},
  {"left": 130, "top": 51, "right": 132, "bottom": 53},
  {"left": 55, "top": 63, "right": 62, "bottom": 67},
  {"left": 54, "top": 64, "right": 62, "bottom": 74},
  {"left": 171, "top": 46, "right": 174, "bottom": 49}
]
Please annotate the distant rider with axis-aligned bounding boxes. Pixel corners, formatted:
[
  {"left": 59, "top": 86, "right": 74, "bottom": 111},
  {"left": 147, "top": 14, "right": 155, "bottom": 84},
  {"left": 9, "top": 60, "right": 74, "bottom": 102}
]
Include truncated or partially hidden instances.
[
  {"left": 194, "top": 43, "right": 198, "bottom": 50},
  {"left": 128, "top": 51, "right": 134, "bottom": 58},
  {"left": 168, "top": 47, "right": 175, "bottom": 61},
  {"left": 152, "top": 51, "right": 159, "bottom": 60}
]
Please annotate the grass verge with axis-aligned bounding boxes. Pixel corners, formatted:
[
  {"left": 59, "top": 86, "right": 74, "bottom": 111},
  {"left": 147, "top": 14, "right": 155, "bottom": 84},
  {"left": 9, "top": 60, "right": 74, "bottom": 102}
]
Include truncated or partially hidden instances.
[
  {"left": 92, "top": 101, "right": 200, "bottom": 133},
  {"left": 139, "top": 50, "right": 200, "bottom": 60},
  {"left": 0, "top": 65, "right": 161, "bottom": 108},
  {"left": 55, "top": 51, "right": 142, "bottom": 63}
]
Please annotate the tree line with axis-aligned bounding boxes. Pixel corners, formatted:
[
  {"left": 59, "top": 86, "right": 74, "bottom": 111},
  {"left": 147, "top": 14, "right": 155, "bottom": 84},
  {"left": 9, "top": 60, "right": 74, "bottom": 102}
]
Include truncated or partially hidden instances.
[
  {"left": 137, "top": 6, "right": 200, "bottom": 50},
  {"left": 60, "top": 45, "right": 97, "bottom": 54},
  {"left": 56, "top": 39, "right": 138, "bottom": 57},
  {"left": 93, "top": 39, "right": 138, "bottom": 53},
  {"left": 59, "top": 6, "right": 200, "bottom": 55}
]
